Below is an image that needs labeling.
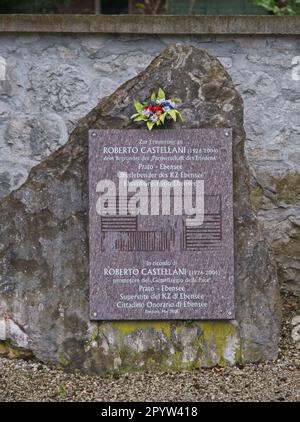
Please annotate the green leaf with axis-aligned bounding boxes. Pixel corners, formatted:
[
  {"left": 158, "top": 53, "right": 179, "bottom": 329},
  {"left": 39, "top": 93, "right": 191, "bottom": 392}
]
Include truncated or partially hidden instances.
[
  {"left": 130, "top": 113, "right": 140, "bottom": 119},
  {"left": 176, "top": 111, "right": 183, "bottom": 121},
  {"left": 134, "top": 100, "right": 144, "bottom": 113},
  {"left": 157, "top": 87, "right": 165, "bottom": 100},
  {"left": 160, "top": 112, "right": 166, "bottom": 124},
  {"left": 135, "top": 2, "right": 145, "bottom": 9},
  {"left": 133, "top": 116, "right": 147, "bottom": 122},
  {"left": 168, "top": 109, "right": 177, "bottom": 122},
  {"left": 170, "top": 97, "right": 181, "bottom": 103},
  {"left": 147, "top": 121, "right": 155, "bottom": 131},
  {"left": 151, "top": 90, "right": 156, "bottom": 101}
]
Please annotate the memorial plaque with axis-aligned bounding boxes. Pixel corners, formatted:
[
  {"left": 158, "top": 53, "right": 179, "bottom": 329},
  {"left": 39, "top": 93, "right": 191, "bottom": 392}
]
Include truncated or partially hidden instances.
[{"left": 89, "top": 129, "right": 234, "bottom": 320}]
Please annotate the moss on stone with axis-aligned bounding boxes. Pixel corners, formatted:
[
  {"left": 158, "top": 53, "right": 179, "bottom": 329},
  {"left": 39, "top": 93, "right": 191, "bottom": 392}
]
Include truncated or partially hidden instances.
[
  {"left": 0, "top": 340, "right": 33, "bottom": 360},
  {"left": 90, "top": 326, "right": 99, "bottom": 342},
  {"left": 273, "top": 173, "right": 300, "bottom": 204},
  {"left": 58, "top": 352, "right": 70, "bottom": 367},
  {"left": 199, "top": 321, "right": 240, "bottom": 366},
  {"left": 108, "top": 321, "right": 172, "bottom": 340},
  {"left": 94, "top": 320, "right": 241, "bottom": 373},
  {"left": 273, "top": 224, "right": 300, "bottom": 259},
  {"left": 250, "top": 185, "right": 263, "bottom": 213},
  {"left": 118, "top": 347, "right": 167, "bottom": 373},
  {"left": 286, "top": 238, "right": 300, "bottom": 253},
  {"left": 0, "top": 341, "right": 8, "bottom": 356}
]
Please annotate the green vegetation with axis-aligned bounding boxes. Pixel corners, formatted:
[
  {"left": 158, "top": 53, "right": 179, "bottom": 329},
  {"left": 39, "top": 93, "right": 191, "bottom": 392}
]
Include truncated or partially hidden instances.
[
  {"left": 57, "top": 384, "right": 67, "bottom": 400},
  {"left": 254, "top": 0, "right": 300, "bottom": 15}
]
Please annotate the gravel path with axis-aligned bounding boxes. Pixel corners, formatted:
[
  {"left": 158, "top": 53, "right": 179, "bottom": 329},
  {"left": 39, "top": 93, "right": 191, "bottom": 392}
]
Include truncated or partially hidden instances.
[{"left": 0, "top": 292, "right": 299, "bottom": 402}]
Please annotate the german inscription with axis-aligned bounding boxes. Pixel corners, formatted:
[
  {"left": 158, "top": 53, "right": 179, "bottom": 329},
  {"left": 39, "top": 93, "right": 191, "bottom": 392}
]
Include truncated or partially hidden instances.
[{"left": 89, "top": 129, "right": 234, "bottom": 320}]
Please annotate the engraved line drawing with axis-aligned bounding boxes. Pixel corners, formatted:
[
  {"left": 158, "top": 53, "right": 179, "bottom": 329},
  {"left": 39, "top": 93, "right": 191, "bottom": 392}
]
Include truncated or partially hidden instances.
[{"left": 100, "top": 195, "right": 222, "bottom": 252}]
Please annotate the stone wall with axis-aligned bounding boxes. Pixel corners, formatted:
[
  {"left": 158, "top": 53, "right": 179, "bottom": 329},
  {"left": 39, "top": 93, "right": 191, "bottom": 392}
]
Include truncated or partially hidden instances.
[{"left": 1, "top": 27, "right": 300, "bottom": 293}]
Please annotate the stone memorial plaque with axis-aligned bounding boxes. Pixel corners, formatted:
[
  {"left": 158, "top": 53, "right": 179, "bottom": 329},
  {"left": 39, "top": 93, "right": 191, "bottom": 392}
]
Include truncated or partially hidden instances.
[{"left": 89, "top": 129, "right": 234, "bottom": 320}]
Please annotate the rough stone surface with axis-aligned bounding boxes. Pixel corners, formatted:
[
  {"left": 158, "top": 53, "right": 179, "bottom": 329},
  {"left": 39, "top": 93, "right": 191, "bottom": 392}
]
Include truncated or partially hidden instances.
[
  {"left": 0, "top": 34, "right": 299, "bottom": 292},
  {"left": 291, "top": 315, "right": 300, "bottom": 345},
  {"left": 0, "top": 44, "right": 280, "bottom": 374}
]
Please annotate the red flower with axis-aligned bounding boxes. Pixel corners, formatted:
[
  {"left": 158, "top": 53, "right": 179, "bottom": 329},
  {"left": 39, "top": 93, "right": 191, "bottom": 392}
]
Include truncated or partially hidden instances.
[{"left": 145, "top": 104, "right": 163, "bottom": 114}]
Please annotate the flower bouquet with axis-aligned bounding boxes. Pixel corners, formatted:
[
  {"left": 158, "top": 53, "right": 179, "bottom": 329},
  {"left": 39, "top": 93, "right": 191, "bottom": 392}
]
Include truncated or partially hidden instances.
[{"left": 131, "top": 88, "right": 182, "bottom": 130}]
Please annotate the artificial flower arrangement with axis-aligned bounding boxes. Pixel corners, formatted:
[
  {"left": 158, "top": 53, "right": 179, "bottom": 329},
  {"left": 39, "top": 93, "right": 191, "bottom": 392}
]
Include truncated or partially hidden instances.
[{"left": 131, "top": 88, "right": 182, "bottom": 130}]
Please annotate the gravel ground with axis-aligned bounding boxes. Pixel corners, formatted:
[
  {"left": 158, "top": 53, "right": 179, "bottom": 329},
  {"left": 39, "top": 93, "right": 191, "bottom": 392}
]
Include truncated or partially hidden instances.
[{"left": 0, "top": 292, "right": 299, "bottom": 402}]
